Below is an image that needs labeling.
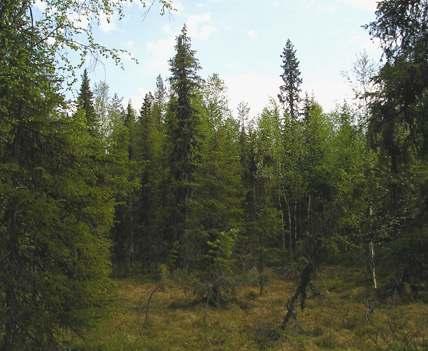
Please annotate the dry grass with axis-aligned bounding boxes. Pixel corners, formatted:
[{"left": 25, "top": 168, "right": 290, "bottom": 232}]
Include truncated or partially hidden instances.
[{"left": 69, "top": 266, "right": 428, "bottom": 351}]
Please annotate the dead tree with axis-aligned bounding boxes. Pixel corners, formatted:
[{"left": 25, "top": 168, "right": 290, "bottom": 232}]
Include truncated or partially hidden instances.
[{"left": 281, "top": 261, "right": 315, "bottom": 329}]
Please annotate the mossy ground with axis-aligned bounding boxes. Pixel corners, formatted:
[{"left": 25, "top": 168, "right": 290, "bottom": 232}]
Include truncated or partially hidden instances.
[{"left": 69, "top": 266, "right": 428, "bottom": 351}]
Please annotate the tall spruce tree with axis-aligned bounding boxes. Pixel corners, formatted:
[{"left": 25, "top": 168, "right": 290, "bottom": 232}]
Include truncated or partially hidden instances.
[
  {"left": 166, "top": 25, "right": 202, "bottom": 268},
  {"left": 137, "top": 92, "right": 159, "bottom": 270},
  {"left": 77, "top": 69, "right": 99, "bottom": 136},
  {"left": 278, "top": 39, "right": 303, "bottom": 119}
]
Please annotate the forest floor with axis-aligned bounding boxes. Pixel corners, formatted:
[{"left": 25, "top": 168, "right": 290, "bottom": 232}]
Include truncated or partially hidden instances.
[{"left": 70, "top": 266, "right": 428, "bottom": 351}]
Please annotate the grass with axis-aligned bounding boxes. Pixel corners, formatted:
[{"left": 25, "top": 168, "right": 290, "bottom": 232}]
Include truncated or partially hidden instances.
[{"left": 68, "top": 266, "right": 428, "bottom": 351}]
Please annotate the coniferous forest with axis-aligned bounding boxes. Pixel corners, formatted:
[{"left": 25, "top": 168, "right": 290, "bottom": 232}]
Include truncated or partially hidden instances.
[{"left": 1, "top": 0, "right": 428, "bottom": 350}]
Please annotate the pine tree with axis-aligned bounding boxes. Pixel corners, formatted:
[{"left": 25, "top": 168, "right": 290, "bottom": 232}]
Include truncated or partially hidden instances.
[{"left": 278, "top": 39, "right": 303, "bottom": 119}]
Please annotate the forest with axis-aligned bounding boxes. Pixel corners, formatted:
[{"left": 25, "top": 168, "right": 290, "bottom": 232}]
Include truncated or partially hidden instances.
[{"left": 0, "top": 0, "right": 427, "bottom": 350}]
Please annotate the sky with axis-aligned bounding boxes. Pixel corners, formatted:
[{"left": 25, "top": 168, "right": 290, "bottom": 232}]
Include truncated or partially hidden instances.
[{"left": 42, "top": 0, "right": 382, "bottom": 116}]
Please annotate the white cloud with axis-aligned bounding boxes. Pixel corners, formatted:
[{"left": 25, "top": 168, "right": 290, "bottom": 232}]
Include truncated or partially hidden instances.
[
  {"left": 126, "top": 40, "right": 136, "bottom": 49},
  {"left": 247, "top": 30, "right": 258, "bottom": 40},
  {"left": 144, "top": 12, "right": 217, "bottom": 76},
  {"left": 187, "top": 13, "right": 217, "bottom": 40},
  {"left": 273, "top": 0, "right": 281, "bottom": 8},
  {"left": 68, "top": 12, "right": 89, "bottom": 30},
  {"left": 162, "top": 24, "right": 173, "bottom": 34},
  {"left": 338, "top": 0, "right": 378, "bottom": 11},
  {"left": 224, "top": 72, "right": 281, "bottom": 116},
  {"left": 129, "top": 87, "right": 147, "bottom": 111},
  {"left": 302, "top": 0, "right": 377, "bottom": 13},
  {"left": 349, "top": 32, "right": 382, "bottom": 58},
  {"left": 302, "top": 0, "right": 320, "bottom": 9},
  {"left": 304, "top": 76, "right": 354, "bottom": 112},
  {"left": 145, "top": 35, "right": 176, "bottom": 75},
  {"left": 174, "top": 0, "right": 185, "bottom": 14},
  {"left": 223, "top": 70, "right": 358, "bottom": 116}
]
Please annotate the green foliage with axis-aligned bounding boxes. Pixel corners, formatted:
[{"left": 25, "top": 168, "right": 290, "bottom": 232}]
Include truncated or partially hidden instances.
[
  {"left": 197, "top": 229, "right": 239, "bottom": 306},
  {"left": 0, "top": 73, "right": 114, "bottom": 350},
  {"left": 364, "top": 0, "right": 428, "bottom": 291},
  {"left": 164, "top": 25, "right": 202, "bottom": 268},
  {"left": 28, "top": 0, "right": 173, "bottom": 80},
  {"left": 77, "top": 70, "right": 99, "bottom": 136},
  {"left": 108, "top": 99, "right": 140, "bottom": 275},
  {"left": 279, "top": 39, "right": 303, "bottom": 119},
  {"left": 2, "top": 0, "right": 428, "bottom": 348}
]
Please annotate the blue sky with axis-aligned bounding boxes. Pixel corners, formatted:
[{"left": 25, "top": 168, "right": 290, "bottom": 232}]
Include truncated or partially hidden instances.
[{"left": 46, "top": 0, "right": 382, "bottom": 115}]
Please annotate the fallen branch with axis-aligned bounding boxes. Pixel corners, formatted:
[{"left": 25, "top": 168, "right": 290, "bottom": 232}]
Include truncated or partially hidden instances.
[{"left": 139, "top": 284, "right": 162, "bottom": 333}]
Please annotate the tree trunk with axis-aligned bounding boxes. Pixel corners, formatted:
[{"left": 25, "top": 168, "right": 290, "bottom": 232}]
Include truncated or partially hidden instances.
[
  {"left": 2, "top": 207, "right": 18, "bottom": 351},
  {"left": 293, "top": 200, "right": 297, "bottom": 253},
  {"left": 281, "top": 261, "right": 314, "bottom": 329},
  {"left": 285, "top": 197, "right": 293, "bottom": 259},
  {"left": 369, "top": 241, "right": 377, "bottom": 289},
  {"left": 368, "top": 206, "right": 377, "bottom": 290}
]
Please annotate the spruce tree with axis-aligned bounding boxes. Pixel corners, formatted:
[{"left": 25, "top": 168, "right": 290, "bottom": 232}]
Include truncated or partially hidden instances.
[
  {"left": 0, "top": 7, "right": 113, "bottom": 348},
  {"left": 154, "top": 74, "right": 167, "bottom": 109},
  {"left": 365, "top": 0, "right": 428, "bottom": 288},
  {"left": 166, "top": 25, "right": 202, "bottom": 268},
  {"left": 278, "top": 39, "right": 303, "bottom": 119},
  {"left": 77, "top": 69, "right": 98, "bottom": 135},
  {"left": 192, "top": 76, "right": 243, "bottom": 304},
  {"left": 137, "top": 92, "right": 158, "bottom": 269},
  {"left": 109, "top": 98, "right": 140, "bottom": 275}
]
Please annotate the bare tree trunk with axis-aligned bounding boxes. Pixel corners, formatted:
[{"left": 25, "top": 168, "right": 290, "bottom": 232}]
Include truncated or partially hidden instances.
[
  {"left": 140, "top": 284, "right": 161, "bottom": 333},
  {"left": 279, "top": 187, "right": 286, "bottom": 251},
  {"left": 285, "top": 197, "right": 293, "bottom": 259},
  {"left": 281, "top": 261, "right": 314, "bottom": 329},
  {"left": 280, "top": 210, "right": 286, "bottom": 250},
  {"left": 129, "top": 202, "right": 135, "bottom": 270},
  {"left": 369, "top": 241, "right": 377, "bottom": 289},
  {"left": 368, "top": 206, "right": 377, "bottom": 290},
  {"left": 293, "top": 200, "right": 297, "bottom": 253}
]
